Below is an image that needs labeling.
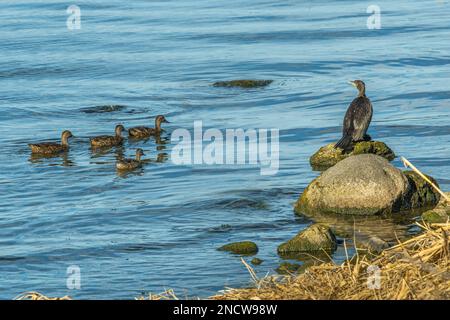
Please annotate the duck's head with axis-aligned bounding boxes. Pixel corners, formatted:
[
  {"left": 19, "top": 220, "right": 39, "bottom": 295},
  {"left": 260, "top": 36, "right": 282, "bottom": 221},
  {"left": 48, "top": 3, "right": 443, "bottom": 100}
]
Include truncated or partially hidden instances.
[
  {"left": 155, "top": 115, "right": 169, "bottom": 129},
  {"left": 62, "top": 130, "right": 74, "bottom": 139},
  {"left": 115, "top": 124, "right": 126, "bottom": 136},
  {"left": 348, "top": 80, "right": 366, "bottom": 96},
  {"left": 61, "top": 130, "right": 74, "bottom": 144}
]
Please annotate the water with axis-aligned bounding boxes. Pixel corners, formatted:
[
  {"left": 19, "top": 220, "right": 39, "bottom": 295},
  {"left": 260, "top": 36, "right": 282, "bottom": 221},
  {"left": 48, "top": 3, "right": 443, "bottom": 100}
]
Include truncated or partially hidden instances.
[{"left": 0, "top": 0, "right": 449, "bottom": 299}]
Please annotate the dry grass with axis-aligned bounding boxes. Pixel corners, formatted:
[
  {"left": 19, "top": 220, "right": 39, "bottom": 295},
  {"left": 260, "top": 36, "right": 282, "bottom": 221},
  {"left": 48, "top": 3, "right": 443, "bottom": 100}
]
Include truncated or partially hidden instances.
[
  {"left": 212, "top": 222, "right": 450, "bottom": 300},
  {"left": 135, "top": 289, "right": 180, "bottom": 300},
  {"left": 15, "top": 292, "right": 72, "bottom": 300}
]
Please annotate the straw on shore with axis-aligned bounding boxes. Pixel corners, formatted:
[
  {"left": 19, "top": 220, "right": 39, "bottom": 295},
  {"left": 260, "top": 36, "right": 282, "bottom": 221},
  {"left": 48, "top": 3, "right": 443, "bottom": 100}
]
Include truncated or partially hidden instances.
[{"left": 212, "top": 222, "right": 450, "bottom": 300}]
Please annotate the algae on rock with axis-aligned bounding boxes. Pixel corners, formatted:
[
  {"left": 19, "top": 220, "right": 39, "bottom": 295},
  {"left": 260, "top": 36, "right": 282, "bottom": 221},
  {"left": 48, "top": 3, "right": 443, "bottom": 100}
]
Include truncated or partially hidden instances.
[
  {"left": 277, "top": 224, "right": 337, "bottom": 254},
  {"left": 310, "top": 141, "right": 395, "bottom": 171},
  {"left": 218, "top": 241, "right": 258, "bottom": 255},
  {"left": 213, "top": 80, "right": 273, "bottom": 88}
]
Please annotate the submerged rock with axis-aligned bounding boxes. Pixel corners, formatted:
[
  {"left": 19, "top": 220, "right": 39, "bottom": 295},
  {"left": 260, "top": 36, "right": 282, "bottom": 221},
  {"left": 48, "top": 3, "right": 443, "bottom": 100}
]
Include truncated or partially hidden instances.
[
  {"left": 422, "top": 192, "right": 450, "bottom": 223},
  {"left": 276, "top": 262, "right": 302, "bottom": 275},
  {"left": 218, "top": 241, "right": 258, "bottom": 255},
  {"left": 213, "top": 79, "right": 273, "bottom": 88},
  {"left": 277, "top": 224, "right": 337, "bottom": 253},
  {"left": 310, "top": 141, "right": 395, "bottom": 170},
  {"left": 296, "top": 154, "right": 441, "bottom": 216},
  {"left": 250, "top": 258, "right": 263, "bottom": 266},
  {"left": 80, "top": 105, "right": 126, "bottom": 114},
  {"left": 357, "top": 236, "right": 390, "bottom": 254}
]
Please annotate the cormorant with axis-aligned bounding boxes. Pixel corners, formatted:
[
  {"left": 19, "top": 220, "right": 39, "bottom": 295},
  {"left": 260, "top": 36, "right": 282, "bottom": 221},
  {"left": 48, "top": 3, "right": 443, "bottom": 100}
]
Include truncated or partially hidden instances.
[{"left": 334, "top": 80, "right": 373, "bottom": 151}]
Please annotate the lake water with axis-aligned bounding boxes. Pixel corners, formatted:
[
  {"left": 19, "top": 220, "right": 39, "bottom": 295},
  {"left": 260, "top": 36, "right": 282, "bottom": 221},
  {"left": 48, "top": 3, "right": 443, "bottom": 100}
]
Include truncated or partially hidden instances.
[{"left": 0, "top": 0, "right": 449, "bottom": 299}]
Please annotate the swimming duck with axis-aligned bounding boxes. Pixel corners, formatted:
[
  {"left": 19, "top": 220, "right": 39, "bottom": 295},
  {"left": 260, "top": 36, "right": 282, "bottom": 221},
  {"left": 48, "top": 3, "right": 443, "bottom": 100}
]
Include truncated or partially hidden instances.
[
  {"left": 90, "top": 124, "right": 126, "bottom": 148},
  {"left": 28, "top": 130, "right": 73, "bottom": 154},
  {"left": 116, "top": 148, "right": 145, "bottom": 171},
  {"left": 128, "top": 115, "right": 169, "bottom": 138}
]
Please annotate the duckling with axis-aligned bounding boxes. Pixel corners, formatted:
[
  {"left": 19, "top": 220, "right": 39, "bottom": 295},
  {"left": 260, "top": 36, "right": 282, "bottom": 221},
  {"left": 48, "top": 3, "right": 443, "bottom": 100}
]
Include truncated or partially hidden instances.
[
  {"left": 28, "top": 130, "right": 73, "bottom": 154},
  {"left": 90, "top": 124, "right": 125, "bottom": 148},
  {"left": 128, "top": 115, "right": 169, "bottom": 138},
  {"left": 116, "top": 148, "right": 145, "bottom": 171}
]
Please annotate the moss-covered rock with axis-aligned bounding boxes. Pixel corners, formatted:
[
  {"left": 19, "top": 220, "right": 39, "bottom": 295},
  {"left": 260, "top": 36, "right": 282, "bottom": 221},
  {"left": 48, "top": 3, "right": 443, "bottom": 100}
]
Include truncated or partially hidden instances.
[
  {"left": 250, "top": 258, "right": 263, "bottom": 266},
  {"left": 218, "top": 241, "right": 258, "bottom": 255},
  {"left": 403, "top": 171, "right": 441, "bottom": 209},
  {"left": 80, "top": 105, "right": 126, "bottom": 114},
  {"left": 213, "top": 79, "right": 273, "bottom": 88},
  {"left": 277, "top": 224, "right": 337, "bottom": 253},
  {"left": 310, "top": 141, "right": 395, "bottom": 171},
  {"left": 421, "top": 192, "right": 450, "bottom": 223}
]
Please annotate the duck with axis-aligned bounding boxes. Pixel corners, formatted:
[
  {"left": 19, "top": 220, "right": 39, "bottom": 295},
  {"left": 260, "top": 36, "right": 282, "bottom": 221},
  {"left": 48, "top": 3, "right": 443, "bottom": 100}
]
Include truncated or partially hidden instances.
[
  {"left": 128, "top": 115, "right": 169, "bottom": 138},
  {"left": 28, "top": 130, "right": 74, "bottom": 154},
  {"left": 116, "top": 148, "right": 145, "bottom": 171},
  {"left": 90, "top": 124, "right": 126, "bottom": 148}
]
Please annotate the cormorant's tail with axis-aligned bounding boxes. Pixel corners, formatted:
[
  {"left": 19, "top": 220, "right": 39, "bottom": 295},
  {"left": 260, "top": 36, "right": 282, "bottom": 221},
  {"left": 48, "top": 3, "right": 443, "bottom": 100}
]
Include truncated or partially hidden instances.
[{"left": 334, "top": 135, "right": 352, "bottom": 151}]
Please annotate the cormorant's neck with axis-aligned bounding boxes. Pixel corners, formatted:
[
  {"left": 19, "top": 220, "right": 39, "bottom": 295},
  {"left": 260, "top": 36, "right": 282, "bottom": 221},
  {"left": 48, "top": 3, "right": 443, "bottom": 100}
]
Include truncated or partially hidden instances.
[
  {"left": 136, "top": 154, "right": 142, "bottom": 161},
  {"left": 358, "top": 90, "right": 366, "bottom": 98},
  {"left": 115, "top": 130, "right": 122, "bottom": 137}
]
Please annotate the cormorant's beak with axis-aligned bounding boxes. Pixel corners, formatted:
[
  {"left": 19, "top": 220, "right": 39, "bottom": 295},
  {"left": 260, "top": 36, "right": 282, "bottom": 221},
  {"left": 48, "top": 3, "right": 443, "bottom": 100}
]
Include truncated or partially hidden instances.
[
  {"left": 163, "top": 119, "right": 170, "bottom": 123},
  {"left": 348, "top": 81, "right": 357, "bottom": 87}
]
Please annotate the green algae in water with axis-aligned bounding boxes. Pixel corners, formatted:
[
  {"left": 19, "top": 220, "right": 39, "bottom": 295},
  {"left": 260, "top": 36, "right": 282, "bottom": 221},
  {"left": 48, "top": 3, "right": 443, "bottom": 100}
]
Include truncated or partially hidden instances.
[
  {"left": 213, "top": 79, "right": 273, "bottom": 88},
  {"left": 80, "top": 105, "right": 127, "bottom": 114}
]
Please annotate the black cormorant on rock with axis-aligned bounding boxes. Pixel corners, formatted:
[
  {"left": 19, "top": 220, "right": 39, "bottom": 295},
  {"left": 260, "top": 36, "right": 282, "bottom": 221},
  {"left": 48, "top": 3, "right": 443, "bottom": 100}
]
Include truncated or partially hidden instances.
[{"left": 335, "top": 80, "right": 373, "bottom": 151}]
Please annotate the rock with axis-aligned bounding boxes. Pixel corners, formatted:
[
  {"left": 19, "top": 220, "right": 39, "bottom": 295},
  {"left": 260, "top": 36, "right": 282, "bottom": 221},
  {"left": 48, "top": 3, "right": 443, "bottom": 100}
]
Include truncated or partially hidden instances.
[
  {"left": 310, "top": 141, "right": 395, "bottom": 170},
  {"left": 80, "top": 105, "right": 126, "bottom": 114},
  {"left": 357, "top": 236, "right": 390, "bottom": 254},
  {"left": 276, "top": 262, "right": 302, "bottom": 275},
  {"left": 422, "top": 192, "right": 450, "bottom": 223},
  {"left": 218, "top": 241, "right": 258, "bottom": 255},
  {"left": 296, "top": 154, "right": 441, "bottom": 216},
  {"left": 213, "top": 80, "right": 273, "bottom": 88},
  {"left": 403, "top": 171, "right": 441, "bottom": 209},
  {"left": 250, "top": 258, "right": 263, "bottom": 266},
  {"left": 297, "top": 154, "right": 409, "bottom": 216},
  {"left": 277, "top": 224, "right": 337, "bottom": 253}
]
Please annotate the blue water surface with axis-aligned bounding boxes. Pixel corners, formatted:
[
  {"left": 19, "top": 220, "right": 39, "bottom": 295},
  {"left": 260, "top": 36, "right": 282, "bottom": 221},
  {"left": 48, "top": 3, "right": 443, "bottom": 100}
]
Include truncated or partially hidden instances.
[{"left": 0, "top": 0, "right": 449, "bottom": 299}]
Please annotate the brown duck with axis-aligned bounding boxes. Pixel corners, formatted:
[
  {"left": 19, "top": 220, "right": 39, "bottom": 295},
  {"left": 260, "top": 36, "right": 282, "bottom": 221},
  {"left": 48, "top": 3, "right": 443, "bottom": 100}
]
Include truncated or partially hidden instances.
[
  {"left": 28, "top": 130, "right": 73, "bottom": 154},
  {"left": 128, "top": 115, "right": 169, "bottom": 138},
  {"left": 116, "top": 148, "right": 145, "bottom": 171},
  {"left": 90, "top": 124, "right": 126, "bottom": 148}
]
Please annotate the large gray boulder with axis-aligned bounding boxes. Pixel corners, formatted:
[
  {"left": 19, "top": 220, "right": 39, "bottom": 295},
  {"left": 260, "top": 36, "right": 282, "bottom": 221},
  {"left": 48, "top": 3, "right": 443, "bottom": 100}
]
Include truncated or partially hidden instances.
[{"left": 295, "top": 154, "right": 440, "bottom": 216}]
